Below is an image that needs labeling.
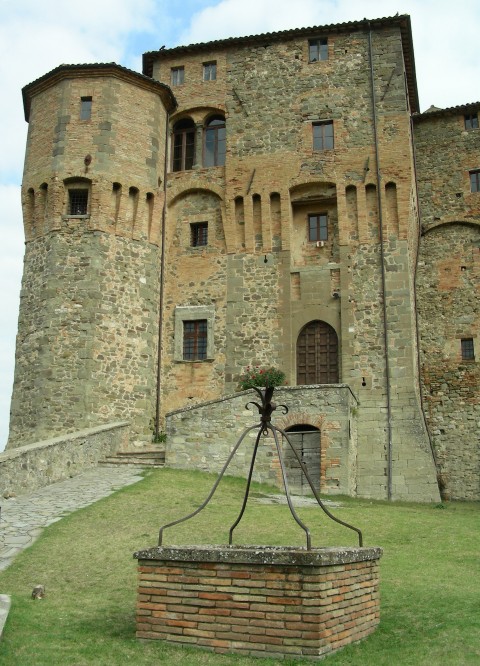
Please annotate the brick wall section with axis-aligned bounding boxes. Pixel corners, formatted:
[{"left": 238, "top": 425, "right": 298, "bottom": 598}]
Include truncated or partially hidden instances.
[{"left": 134, "top": 546, "right": 382, "bottom": 660}]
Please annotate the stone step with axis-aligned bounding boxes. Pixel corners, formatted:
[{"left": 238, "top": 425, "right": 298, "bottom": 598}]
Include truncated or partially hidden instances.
[{"left": 100, "top": 449, "right": 165, "bottom": 467}]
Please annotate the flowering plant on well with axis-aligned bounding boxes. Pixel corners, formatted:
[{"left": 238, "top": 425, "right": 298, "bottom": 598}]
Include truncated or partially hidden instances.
[{"left": 238, "top": 366, "right": 286, "bottom": 391}]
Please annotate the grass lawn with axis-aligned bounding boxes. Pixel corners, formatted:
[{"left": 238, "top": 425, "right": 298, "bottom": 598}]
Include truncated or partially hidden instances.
[{"left": 0, "top": 468, "right": 478, "bottom": 665}]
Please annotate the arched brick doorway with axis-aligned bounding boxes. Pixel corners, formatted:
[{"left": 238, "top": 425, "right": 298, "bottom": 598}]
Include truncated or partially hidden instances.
[
  {"left": 284, "top": 424, "right": 321, "bottom": 493},
  {"left": 296, "top": 320, "right": 339, "bottom": 385}
]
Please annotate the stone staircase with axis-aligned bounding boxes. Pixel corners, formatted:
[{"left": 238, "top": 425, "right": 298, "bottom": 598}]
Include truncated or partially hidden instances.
[{"left": 100, "top": 446, "right": 165, "bottom": 468}]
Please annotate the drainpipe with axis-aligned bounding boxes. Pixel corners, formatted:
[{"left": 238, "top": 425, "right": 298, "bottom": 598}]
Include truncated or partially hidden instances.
[
  {"left": 155, "top": 111, "right": 170, "bottom": 440},
  {"left": 367, "top": 25, "right": 394, "bottom": 500}
]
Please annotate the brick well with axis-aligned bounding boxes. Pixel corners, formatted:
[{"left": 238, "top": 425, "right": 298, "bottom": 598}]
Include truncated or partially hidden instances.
[{"left": 134, "top": 545, "right": 382, "bottom": 659}]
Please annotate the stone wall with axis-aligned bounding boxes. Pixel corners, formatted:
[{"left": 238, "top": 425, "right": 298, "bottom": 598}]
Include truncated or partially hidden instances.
[
  {"left": 134, "top": 545, "right": 382, "bottom": 660},
  {"left": 7, "top": 66, "right": 172, "bottom": 448},
  {"left": 166, "top": 386, "right": 358, "bottom": 495},
  {"left": 414, "top": 110, "right": 480, "bottom": 500},
  {"left": 156, "top": 23, "right": 439, "bottom": 501},
  {"left": 8, "top": 229, "right": 160, "bottom": 447},
  {"left": 416, "top": 223, "right": 480, "bottom": 499},
  {"left": 10, "top": 20, "right": 468, "bottom": 501},
  {"left": 0, "top": 422, "right": 129, "bottom": 497}
]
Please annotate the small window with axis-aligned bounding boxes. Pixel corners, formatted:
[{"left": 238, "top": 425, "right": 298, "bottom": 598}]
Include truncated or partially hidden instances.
[
  {"left": 191, "top": 222, "right": 208, "bottom": 247},
  {"left": 203, "top": 62, "right": 217, "bottom": 81},
  {"left": 461, "top": 338, "right": 475, "bottom": 360},
  {"left": 183, "top": 320, "right": 208, "bottom": 360},
  {"left": 309, "top": 38, "right": 328, "bottom": 62},
  {"left": 171, "top": 66, "right": 184, "bottom": 86},
  {"left": 469, "top": 170, "right": 480, "bottom": 192},
  {"left": 308, "top": 214, "right": 328, "bottom": 242},
  {"left": 69, "top": 189, "right": 88, "bottom": 215},
  {"left": 313, "top": 121, "right": 334, "bottom": 150},
  {"left": 80, "top": 97, "right": 92, "bottom": 120},
  {"left": 464, "top": 113, "right": 479, "bottom": 130}
]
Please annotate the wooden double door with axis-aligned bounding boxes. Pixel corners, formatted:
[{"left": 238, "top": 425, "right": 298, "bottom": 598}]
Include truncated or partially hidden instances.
[
  {"left": 297, "top": 321, "right": 339, "bottom": 385},
  {"left": 284, "top": 425, "right": 321, "bottom": 493}
]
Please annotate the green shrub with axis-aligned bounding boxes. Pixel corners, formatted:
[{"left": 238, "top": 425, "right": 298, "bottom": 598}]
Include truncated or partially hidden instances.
[{"left": 238, "top": 365, "right": 286, "bottom": 390}]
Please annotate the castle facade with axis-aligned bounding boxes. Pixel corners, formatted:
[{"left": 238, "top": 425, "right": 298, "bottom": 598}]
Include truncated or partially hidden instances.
[{"left": 7, "top": 15, "right": 479, "bottom": 502}]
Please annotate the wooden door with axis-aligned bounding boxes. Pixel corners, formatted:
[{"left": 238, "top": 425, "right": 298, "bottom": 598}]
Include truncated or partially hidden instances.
[
  {"left": 284, "top": 426, "right": 321, "bottom": 493},
  {"left": 297, "top": 321, "right": 339, "bottom": 385}
]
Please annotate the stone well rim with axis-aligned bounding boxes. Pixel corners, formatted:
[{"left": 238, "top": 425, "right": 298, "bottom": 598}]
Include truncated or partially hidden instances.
[{"left": 134, "top": 544, "right": 382, "bottom": 566}]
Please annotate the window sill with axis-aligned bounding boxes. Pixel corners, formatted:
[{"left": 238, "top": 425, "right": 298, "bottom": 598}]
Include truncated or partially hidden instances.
[
  {"left": 176, "top": 358, "right": 214, "bottom": 364},
  {"left": 62, "top": 214, "right": 90, "bottom": 220}
]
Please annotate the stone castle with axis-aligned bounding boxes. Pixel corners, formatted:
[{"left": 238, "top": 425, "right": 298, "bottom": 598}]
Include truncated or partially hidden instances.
[{"left": 6, "top": 14, "right": 479, "bottom": 502}]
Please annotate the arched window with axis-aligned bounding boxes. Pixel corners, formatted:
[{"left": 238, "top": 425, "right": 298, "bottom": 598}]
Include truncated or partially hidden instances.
[
  {"left": 204, "top": 115, "right": 226, "bottom": 167},
  {"left": 297, "top": 321, "right": 339, "bottom": 385},
  {"left": 172, "top": 118, "right": 195, "bottom": 172}
]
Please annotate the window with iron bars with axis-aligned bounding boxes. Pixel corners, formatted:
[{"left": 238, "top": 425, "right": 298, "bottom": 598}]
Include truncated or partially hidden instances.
[
  {"left": 183, "top": 320, "right": 208, "bottom": 360},
  {"left": 191, "top": 222, "right": 208, "bottom": 247},
  {"left": 68, "top": 189, "right": 89, "bottom": 215},
  {"left": 461, "top": 338, "right": 475, "bottom": 360}
]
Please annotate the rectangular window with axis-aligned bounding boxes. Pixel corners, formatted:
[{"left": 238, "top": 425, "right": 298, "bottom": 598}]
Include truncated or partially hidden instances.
[
  {"left": 308, "top": 213, "right": 328, "bottom": 242},
  {"left": 68, "top": 189, "right": 88, "bottom": 215},
  {"left": 309, "top": 38, "right": 328, "bottom": 62},
  {"left": 313, "top": 121, "right": 334, "bottom": 150},
  {"left": 171, "top": 66, "right": 184, "bottom": 86},
  {"left": 80, "top": 97, "right": 92, "bottom": 120},
  {"left": 464, "top": 113, "right": 479, "bottom": 130},
  {"left": 191, "top": 222, "right": 208, "bottom": 247},
  {"left": 183, "top": 320, "right": 208, "bottom": 360},
  {"left": 461, "top": 338, "right": 475, "bottom": 360},
  {"left": 203, "top": 62, "right": 217, "bottom": 81},
  {"left": 469, "top": 170, "right": 480, "bottom": 192}
]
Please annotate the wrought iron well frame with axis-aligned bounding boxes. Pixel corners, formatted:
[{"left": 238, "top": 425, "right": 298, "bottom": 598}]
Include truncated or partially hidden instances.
[{"left": 158, "top": 386, "right": 362, "bottom": 549}]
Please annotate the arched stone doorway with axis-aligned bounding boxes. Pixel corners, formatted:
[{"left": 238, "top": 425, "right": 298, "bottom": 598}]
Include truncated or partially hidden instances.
[
  {"left": 296, "top": 320, "right": 339, "bottom": 385},
  {"left": 284, "top": 424, "right": 321, "bottom": 494}
]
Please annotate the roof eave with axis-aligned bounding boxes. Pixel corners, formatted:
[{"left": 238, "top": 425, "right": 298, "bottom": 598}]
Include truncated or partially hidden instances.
[
  {"left": 412, "top": 100, "right": 480, "bottom": 122},
  {"left": 22, "top": 62, "right": 177, "bottom": 121},
  {"left": 142, "top": 14, "right": 419, "bottom": 113}
]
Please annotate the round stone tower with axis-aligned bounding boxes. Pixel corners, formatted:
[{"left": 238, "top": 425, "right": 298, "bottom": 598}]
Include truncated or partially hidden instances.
[{"left": 7, "top": 64, "right": 176, "bottom": 448}]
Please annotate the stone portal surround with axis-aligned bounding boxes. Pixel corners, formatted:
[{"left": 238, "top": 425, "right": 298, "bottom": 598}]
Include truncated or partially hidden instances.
[{"left": 134, "top": 545, "right": 382, "bottom": 660}]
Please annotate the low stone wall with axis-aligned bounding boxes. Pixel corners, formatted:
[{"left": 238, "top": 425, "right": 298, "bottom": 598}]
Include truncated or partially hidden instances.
[
  {"left": 134, "top": 545, "right": 382, "bottom": 660},
  {"left": 165, "top": 385, "right": 358, "bottom": 495},
  {"left": 0, "top": 422, "right": 129, "bottom": 497}
]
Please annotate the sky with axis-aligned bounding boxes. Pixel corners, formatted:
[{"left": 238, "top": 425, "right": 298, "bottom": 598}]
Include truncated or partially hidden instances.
[{"left": 1, "top": 0, "right": 479, "bottom": 451}]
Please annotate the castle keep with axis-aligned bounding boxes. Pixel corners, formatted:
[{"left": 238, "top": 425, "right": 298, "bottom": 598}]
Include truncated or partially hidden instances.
[{"left": 7, "top": 15, "right": 479, "bottom": 502}]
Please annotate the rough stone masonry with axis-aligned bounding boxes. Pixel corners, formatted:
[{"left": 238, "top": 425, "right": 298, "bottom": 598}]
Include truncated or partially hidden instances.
[{"left": 7, "top": 15, "right": 479, "bottom": 501}]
